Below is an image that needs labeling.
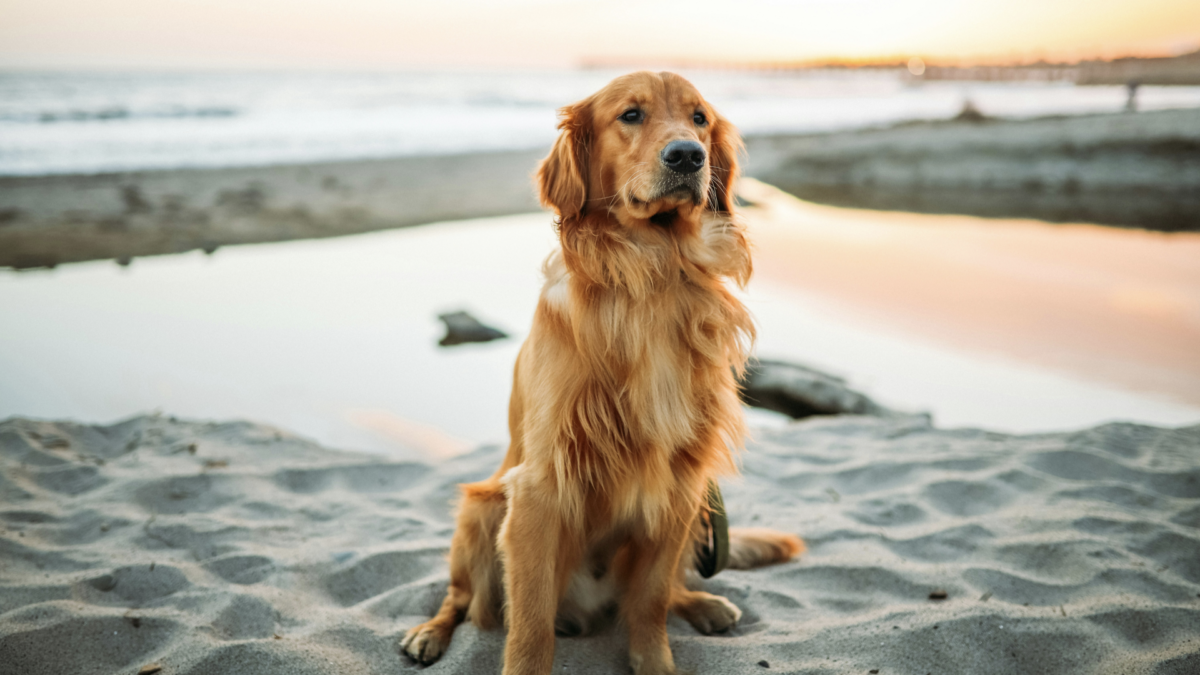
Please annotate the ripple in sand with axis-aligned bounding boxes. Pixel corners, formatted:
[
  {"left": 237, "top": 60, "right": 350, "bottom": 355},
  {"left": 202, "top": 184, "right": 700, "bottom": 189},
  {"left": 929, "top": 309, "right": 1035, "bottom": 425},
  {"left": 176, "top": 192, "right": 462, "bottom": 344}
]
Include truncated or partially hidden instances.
[
  {"left": 322, "top": 547, "right": 448, "bottom": 607},
  {"left": 0, "top": 606, "right": 183, "bottom": 675},
  {"left": 846, "top": 498, "right": 929, "bottom": 527},
  {"left": 211, "top": 593, "right": 277, "bottom": 639},
  {"left": 204, "top": 554, "right": 276, "bottom": 585},
  {"left": 922, "top": 478, "right": 1018, "bottom": 517},
  {"left": 75, "top": 564, "right": 190, "bottom": 606}
]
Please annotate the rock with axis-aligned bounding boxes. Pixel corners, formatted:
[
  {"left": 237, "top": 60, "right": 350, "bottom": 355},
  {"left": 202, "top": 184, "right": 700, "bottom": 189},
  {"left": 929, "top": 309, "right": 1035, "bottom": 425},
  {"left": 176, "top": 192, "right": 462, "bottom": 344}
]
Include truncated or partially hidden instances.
[
  {"left": 739, "top": 358, "right": 905, "bottom": 419},
  {"left": 88, "top": 574, "right": 117, "bottom": 592},
  {"left": 437, "top": 311, "right": 507, "bottom": 347},
  {"left": 954, "top": 99, "right": 987, "bottom": 122}
]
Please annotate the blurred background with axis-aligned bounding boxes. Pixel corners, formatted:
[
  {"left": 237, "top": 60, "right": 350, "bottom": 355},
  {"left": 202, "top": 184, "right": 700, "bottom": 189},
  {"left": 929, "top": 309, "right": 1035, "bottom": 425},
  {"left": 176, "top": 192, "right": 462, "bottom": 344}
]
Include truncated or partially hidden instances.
[{"left": 1, "top": 0, "right": 1198, "bottom": 458}]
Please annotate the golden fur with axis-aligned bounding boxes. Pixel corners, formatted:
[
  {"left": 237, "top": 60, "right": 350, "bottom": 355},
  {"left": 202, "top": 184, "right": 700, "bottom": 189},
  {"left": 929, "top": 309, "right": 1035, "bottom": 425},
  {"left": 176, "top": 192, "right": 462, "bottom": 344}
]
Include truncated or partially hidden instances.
[{"left": 401, "top": 71, "right": 804, "bottom": 675}]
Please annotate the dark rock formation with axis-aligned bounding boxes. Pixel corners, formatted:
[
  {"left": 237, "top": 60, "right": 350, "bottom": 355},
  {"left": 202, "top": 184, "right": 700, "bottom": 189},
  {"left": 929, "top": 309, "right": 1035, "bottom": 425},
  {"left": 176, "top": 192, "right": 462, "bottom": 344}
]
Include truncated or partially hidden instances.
[
  {"left": 740, "top": 358, "right": 908, "bottom": 420},
  {"left": 437, "top": 311, "right": 507, "bottom": 347}
]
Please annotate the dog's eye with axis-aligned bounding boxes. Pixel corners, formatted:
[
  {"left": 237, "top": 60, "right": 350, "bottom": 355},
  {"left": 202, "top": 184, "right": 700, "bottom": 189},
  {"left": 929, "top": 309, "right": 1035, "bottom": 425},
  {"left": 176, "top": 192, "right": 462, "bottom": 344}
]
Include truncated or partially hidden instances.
[
  {"left": 620, "top": 109, "right": 643, "bottom": 124},
  {"left": 693, "top": 111, "right": 707, "bottom": 126}
]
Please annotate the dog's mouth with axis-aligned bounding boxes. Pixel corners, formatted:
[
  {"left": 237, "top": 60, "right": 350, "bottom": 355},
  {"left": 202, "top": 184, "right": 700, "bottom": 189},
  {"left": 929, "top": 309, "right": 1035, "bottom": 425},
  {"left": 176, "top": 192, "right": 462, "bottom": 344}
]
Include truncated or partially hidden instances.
[
  {"left": 649, "top": 209, "right": 678, "bottom": 228},
  {"left": 630, "top": 171, "right": 704, "bottom": 206},
  {"left": 649, "top": 182, "right": 702, "bottom": 206},
  {"left": 623, "top": 171, "right": 706, "bottom": 225}
]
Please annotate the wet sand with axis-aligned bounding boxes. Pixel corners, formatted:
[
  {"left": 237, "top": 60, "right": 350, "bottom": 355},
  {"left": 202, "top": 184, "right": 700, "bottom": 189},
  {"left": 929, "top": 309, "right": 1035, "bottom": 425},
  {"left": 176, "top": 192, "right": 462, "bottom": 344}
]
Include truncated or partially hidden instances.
[
  {"left": 740, "top": 178, "right": 1200, "bottom": 408},
  {"left": 742, "top": 107, "right": 1200, "bottom": 232},
  {"left": 0, "top": 149, "right": 544, "bottom": 269}
]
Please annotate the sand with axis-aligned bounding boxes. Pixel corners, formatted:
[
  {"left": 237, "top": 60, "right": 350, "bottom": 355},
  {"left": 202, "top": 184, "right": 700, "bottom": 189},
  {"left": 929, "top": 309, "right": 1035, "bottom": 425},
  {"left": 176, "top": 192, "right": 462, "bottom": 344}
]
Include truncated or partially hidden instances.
[
  {"left": 0, "top": 149, "right": 544, "bottom": 269},
  {"left": 2, "top": 412, "right": 1198, "bottom": 674},
  {"left": 742, "top": 108, "right": 1200, "bottom": 231}
]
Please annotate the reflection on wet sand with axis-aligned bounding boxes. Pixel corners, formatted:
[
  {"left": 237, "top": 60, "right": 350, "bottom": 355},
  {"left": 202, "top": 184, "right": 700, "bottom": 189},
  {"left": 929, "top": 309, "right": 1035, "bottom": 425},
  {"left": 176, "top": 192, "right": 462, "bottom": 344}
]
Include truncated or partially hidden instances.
[{"left": 742, "top": 178, "right": 1200, "bottom": 407}]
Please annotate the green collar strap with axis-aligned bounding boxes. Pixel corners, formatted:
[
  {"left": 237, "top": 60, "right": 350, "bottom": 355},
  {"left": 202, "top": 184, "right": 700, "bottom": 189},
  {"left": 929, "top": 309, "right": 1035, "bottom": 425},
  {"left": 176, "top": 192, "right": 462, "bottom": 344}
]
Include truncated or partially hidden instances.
[{"left": 695, "top": 479, "right": 729, "bottom": 579}]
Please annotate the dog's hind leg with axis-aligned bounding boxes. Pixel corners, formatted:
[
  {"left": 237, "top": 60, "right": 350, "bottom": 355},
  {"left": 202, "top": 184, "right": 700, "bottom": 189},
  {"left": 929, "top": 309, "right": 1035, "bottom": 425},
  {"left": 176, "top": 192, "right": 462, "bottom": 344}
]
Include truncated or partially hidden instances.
[
  {"left": 669, "top": 525, "right": 803, "bottom": 635},
  {"left": 401, "top": 479, "right": 506, "bottom": 665}
]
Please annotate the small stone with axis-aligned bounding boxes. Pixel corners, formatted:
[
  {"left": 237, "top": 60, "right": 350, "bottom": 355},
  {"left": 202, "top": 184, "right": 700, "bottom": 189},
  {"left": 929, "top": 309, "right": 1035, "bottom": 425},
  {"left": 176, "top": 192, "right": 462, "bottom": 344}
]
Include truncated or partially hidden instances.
[
  {"left": 41, "top": 436, "right": 70, "bottom": 449},
  {"left": 929, "top": 589, "right": 948, "bottom": 600},
  {"left": 89, "top": 574, "right": 117, "bottom": 592},
  {"left": 757, "top": 661, "right": 769, "bottom": 668},
  {"left": 138, "top": 664, "right": 163, "bottom": 675},
  {"left": 437, "top": 311, "right": 507, "bottom": 347}
]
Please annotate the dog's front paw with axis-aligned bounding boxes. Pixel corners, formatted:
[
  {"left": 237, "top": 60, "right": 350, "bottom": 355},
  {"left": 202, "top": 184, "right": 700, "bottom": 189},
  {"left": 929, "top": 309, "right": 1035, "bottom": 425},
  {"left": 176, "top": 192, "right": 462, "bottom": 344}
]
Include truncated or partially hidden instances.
[
  {"left": 401, "top": 622, "right": 450, "bottom": 665},
  {"left": 629, "top": 649, "right": 677, "bottom": 675},
  {"left": 673, "top": 591, "right": 742, "bottom": 635}
]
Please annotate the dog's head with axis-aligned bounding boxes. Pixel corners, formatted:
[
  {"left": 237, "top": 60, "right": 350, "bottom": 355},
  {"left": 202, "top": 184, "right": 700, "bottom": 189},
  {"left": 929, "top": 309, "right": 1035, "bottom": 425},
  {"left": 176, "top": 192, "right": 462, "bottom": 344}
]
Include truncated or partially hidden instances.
[{"left": 536, "top": 71, "right": 741, "bottom": 231}]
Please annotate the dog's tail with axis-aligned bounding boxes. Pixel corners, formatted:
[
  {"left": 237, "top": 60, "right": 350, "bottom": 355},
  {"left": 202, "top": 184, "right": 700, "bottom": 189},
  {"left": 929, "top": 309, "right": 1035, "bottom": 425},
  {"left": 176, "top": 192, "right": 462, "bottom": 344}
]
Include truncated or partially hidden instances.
[{"left": 726, "top": 528, "right": 805, "bottom": 570}]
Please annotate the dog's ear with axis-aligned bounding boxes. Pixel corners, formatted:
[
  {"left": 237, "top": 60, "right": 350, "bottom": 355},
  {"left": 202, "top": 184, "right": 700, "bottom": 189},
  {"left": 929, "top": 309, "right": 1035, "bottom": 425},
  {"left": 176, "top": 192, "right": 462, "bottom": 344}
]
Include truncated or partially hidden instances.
[
  {"left": 707, "top": 111, "right": 742, "bottom": 213},
  {"left": 537, "top": 101, "right": 592, "bottom": 223}
]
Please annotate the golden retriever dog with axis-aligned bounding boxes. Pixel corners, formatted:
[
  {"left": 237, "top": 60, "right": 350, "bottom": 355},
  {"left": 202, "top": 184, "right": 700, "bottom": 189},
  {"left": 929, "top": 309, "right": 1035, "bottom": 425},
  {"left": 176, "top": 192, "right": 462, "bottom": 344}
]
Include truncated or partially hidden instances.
[{"left": 401, "top": 71, "right": 804, "bottom": 675}]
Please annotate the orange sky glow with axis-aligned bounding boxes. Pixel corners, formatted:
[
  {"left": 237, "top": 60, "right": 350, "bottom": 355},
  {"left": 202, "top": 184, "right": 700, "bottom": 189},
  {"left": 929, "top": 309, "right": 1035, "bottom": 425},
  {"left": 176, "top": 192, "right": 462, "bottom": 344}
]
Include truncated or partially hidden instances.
[{"left": 1, "top": 0, "right": 1198, "bottom": 69}]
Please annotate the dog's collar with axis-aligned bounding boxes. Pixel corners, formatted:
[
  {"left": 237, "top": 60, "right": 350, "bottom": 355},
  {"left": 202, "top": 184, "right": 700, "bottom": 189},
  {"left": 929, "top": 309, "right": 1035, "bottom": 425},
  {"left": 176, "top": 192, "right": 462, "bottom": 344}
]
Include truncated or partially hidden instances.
[{"left": 695, "top": 479, "right": 729, "bottom": 579}]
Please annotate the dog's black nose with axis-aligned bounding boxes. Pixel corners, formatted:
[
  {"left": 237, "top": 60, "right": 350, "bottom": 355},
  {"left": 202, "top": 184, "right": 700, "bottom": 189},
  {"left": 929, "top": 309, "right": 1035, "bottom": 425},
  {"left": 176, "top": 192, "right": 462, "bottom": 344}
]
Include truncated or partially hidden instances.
[{"left": 660, "top": 140, "right": 705, "bottom": 174}]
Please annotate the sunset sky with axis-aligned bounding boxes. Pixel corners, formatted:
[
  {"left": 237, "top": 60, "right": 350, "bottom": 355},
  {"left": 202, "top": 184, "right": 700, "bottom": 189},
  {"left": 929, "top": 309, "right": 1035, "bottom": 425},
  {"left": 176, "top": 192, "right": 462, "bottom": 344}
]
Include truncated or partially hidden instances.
[{"left": 2, "top": 0, "right": 1198, "bottom": 69}]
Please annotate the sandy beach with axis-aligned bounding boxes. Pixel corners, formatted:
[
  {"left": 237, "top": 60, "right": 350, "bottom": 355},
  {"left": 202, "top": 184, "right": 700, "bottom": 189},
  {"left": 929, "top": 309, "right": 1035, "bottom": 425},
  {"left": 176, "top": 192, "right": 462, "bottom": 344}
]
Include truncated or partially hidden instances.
[
  {"left": 0, "top": 149, "right": 544, "bottom": 269},
  {"left": 2, "top": 412, "right": 1198, "bottom": 674},
  {"left": 743, "top": 108, "right": 1200, "bottom": 232}
]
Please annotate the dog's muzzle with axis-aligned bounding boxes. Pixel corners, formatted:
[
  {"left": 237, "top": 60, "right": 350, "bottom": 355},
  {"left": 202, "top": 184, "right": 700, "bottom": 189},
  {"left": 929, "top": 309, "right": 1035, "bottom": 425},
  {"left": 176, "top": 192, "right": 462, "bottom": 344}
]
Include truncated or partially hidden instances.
[{"left": 647, "top": 140, "right": 706, "bottom": 205}]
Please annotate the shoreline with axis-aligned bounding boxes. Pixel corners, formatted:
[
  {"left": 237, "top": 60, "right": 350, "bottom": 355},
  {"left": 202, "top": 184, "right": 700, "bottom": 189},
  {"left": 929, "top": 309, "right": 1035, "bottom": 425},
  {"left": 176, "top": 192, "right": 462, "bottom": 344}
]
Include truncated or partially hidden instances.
[
  {"left": 0, "top": 149, "right": 544, "bottom": 269},
  {"left": 743, "top": 107, "right": 1200, "bottom": 232},
  {"left": 3, "top": 108, "right": 1199, "bottom": 269}
]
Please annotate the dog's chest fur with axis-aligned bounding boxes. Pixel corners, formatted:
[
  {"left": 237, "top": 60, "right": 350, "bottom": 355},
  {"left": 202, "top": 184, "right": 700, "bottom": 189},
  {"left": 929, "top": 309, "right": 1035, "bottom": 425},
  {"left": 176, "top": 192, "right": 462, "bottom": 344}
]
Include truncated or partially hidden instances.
[{"left": 530, "top": 215, "right": 750, "bottom": 533}]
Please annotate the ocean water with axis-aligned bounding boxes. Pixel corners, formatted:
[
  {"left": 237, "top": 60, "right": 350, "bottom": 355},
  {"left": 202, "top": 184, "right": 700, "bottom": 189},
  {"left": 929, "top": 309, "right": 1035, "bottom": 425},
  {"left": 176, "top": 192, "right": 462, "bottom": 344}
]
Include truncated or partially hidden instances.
[
  {"left": 3, "top": 212, "right": 1197, "bottom": 458},
  {"left": 3, "top": 68, "right": 1200, "bottom": 176}
]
